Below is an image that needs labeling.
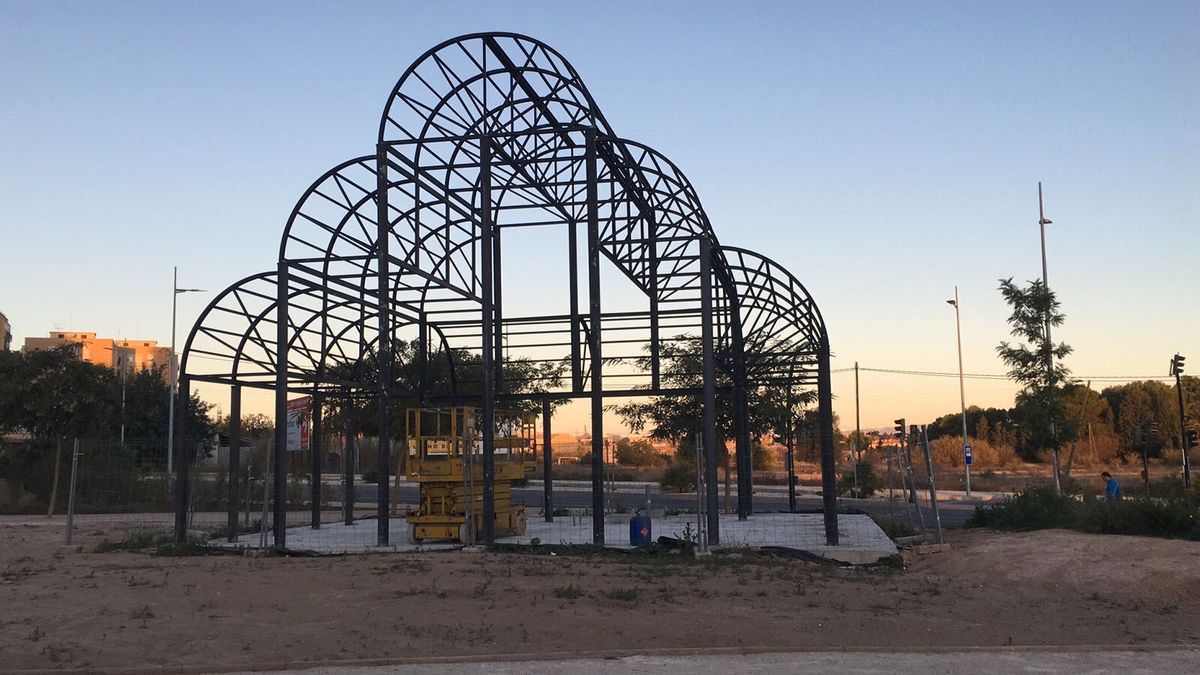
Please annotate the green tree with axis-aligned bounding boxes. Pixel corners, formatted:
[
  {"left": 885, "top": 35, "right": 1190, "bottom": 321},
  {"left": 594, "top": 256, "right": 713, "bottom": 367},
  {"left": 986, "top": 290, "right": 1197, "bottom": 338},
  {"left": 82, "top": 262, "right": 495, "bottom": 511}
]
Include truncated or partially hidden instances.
[
  {"left": 842, "top": 430, "right": 872, "bottom": 461},
  {"left": 1060, "top": 383, "right": 1111, "bottom": 474},
  {"left": 996, "top": 278, "right": 1075, "bottom": 487},
  {"left": 120, "top": 367, "right": 216, "bottom": 459},
  {"left": 0, "top": 348, "right": 119, "bottom": 513},
  {"left": 609, "top": 338, "right": 818, "bottom": 493},
  {"left": 614, "top": 437, "right": 664, "bottom": 467},
  {"left": 316, "top": 340, "right": 567, "bottom": 471}
]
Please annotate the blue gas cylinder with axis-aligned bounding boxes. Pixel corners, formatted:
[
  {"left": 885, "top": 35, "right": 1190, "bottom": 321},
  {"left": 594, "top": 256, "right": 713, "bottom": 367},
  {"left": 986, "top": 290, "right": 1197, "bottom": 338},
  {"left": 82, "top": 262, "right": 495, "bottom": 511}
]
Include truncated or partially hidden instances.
[{"left": 629, "top": 511, "right": 652, "bottom": 546}]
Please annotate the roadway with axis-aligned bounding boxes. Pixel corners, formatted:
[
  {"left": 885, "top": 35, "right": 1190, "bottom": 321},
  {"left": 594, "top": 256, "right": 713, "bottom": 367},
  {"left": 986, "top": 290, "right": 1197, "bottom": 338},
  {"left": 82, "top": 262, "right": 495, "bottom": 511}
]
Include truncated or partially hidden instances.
[{"left": 321, "top": 480, "right": 978, "bottom": 529}]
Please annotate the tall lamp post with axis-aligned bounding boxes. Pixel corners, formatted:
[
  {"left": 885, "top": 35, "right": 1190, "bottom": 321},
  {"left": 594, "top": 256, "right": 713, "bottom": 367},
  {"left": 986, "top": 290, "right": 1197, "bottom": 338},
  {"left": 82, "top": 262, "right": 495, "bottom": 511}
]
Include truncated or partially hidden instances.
[
  {"left": 1038, "top": 182, "right": 1062, "bottom": 495},
  {"left": 101, "top": 345, "right": 129, "bottom": 445},
  {"left": 946, "top": 287, "right": 970, "bottom": 496},
  {"left": 168, "top": 266, "right": 205, "bottom": 476}
]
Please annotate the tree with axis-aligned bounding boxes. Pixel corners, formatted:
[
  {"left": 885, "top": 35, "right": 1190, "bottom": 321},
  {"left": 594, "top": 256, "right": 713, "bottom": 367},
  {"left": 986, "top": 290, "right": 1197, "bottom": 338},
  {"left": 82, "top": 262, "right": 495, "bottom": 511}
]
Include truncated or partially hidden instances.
[
  {"left": 319, "top": 339, "right": 568, "bottom": 441},
  {"left": 614, "top": 437, "right": 664, "bottom": 467},
  {"left": 0, "top": 351, "right": 216, "bottom": 513},
  {"left": 609, "top": 338, "right": 811, "bottom": 449},
  {"left": 996, "top": 278, "right": 1075, "bottom": 486},
  {"left": 0, "top": 347, "right": 118, "bottom": 513},
  {"left": 120, "top": 366, "right": 216, "bottom": 460},
  {"left": 842, "top": 430, "right": 872, "bottom": 461},
  {"left": 609, "top": 337, "right": 819, "bottom": 504}
]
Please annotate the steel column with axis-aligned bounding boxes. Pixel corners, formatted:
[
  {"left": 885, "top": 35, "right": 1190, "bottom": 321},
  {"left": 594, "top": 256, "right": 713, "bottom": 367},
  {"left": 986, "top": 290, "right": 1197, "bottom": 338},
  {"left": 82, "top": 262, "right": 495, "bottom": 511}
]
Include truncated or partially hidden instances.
[
  {"left": 226, "top": 384, "right": 241, "bottom": 542},
  {"left": 273, "top": 261, "right": 289, "bottom": 551},
  {"left": 310, "top": 391, "right": 323, "bottom": 529},
  {"left": 375, "top": 142, "right": 391, "bottom": 547},
  {"left": 342, "top": 389, "right": 355, "bottom": 526},
  {"left": 648, "top": 215, "right": 660, "bottom": 390},
  {"left": 568, "top": 217, "right": 581, "bottom": 392},
  {"left": 786, "top": 386, "right": 796, "bottom": 513},
  {"left": 817, "top": 339, "right": 839, "bottom": 546},
  {"left": 586, "top": 127, "right": 605, "bottom": 545},
  {"left": 493, "top": 228, "right": 503, "bottom": 392},
  {"left": 172, "top": 376, "right": 192, "bottom": 543},
  {"left": 418, "top": 317, "right": 429, "bottom": 401},
  {"left": 734, "top": 382, "right": 750, "bottom": 520},
  {"left": 480, "top": 134, "right": 497, "bottom": 544},
  {"left": 542, "top": 398, "right": 554, "bottom": 522},
  {"left": 699, "top": 236, "right": 720, "bottom": 545}
]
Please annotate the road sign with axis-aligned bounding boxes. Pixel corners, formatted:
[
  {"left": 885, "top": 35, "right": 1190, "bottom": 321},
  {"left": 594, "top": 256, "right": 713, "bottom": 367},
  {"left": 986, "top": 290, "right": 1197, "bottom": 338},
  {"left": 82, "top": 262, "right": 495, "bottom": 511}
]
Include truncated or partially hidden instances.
[{"left": 964, "top": 444, "right": 973, "bottom": 466}]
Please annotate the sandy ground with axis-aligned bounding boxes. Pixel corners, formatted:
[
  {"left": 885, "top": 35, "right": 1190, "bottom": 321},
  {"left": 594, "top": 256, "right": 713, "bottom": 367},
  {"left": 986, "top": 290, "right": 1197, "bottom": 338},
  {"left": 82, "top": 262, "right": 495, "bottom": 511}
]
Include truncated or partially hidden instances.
[{"left": 2, "top": 520, "right": 1198, "bottom": 672}]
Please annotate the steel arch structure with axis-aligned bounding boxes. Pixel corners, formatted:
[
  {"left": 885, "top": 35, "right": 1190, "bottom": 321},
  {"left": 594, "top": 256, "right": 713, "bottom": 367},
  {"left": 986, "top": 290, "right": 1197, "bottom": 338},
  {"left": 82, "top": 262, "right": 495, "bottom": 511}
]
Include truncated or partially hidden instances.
[{"left": 175, "top": 32, "right": 838, "bottom": 550}]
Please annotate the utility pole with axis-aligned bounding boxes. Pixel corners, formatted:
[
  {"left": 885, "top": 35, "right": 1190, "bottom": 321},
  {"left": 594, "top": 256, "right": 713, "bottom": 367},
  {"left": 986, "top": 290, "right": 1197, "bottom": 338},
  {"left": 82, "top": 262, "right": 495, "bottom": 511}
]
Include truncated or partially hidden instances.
[
  {"left": 853, "top": 361, "right": 861, "bottom": 496},
  {"left": 1038, "top": 182, "right": 1062, "bottom": 495},
  {"left": 946, "top": 287, "right": 970, "bottom": 496}
]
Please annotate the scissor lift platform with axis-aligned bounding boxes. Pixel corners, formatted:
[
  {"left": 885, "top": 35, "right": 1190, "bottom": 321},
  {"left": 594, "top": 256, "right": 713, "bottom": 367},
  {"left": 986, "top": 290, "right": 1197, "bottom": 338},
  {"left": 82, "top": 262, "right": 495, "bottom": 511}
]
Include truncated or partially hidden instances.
[{"left": 404, "top": 407, "right": 535, "bottom": 544}]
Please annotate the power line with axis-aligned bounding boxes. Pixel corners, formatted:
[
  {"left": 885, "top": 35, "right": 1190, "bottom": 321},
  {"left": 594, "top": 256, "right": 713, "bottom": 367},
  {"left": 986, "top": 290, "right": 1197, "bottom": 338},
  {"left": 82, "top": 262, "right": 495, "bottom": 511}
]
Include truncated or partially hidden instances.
[{"left": 834, "top": 365, "right": 1174, "bottom": 383}]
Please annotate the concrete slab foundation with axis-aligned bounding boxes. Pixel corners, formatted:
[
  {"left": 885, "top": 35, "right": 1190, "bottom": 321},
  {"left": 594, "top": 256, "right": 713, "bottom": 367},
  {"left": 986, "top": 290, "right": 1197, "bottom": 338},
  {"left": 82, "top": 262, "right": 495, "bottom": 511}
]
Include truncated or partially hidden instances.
[{"left": 212, "top": 512, "right": 897, "bottom": 564}]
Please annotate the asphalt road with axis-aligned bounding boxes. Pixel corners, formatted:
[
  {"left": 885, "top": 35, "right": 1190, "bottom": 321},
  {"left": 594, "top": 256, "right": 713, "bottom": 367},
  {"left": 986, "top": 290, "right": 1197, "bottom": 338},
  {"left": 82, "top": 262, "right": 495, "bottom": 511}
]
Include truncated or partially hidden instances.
[
  {"left": 239, "top": 649, "right": 1200, "bottom": 674},
  {"left": 321, "top": 482, "right": 977, "bottom": 529}
]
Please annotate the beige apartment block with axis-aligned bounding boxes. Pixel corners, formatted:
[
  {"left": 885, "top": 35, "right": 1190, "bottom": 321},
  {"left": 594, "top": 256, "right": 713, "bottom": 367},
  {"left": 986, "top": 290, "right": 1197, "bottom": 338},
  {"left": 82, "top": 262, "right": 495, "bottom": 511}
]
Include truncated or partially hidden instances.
[{"left": 22, "top": 331, "right": 171, "bottom": 379}]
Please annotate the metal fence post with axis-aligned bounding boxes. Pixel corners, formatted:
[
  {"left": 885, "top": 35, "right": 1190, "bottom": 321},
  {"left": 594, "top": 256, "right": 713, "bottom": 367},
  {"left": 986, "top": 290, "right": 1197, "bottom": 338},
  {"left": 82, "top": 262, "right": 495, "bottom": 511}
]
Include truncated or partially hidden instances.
[
  {"left": 65, "top": 439, "right": 81, "bottom": 545},
  {"left": 920, "top": 425, "right": 944, "bottom": 544}
]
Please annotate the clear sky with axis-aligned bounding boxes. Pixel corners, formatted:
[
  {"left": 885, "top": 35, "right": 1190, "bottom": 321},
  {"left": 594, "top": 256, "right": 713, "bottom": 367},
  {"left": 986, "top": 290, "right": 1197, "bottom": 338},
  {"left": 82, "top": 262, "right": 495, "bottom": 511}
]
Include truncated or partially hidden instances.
[{"left": 1, "top": 1, "right": 1196, "bottom": 432}]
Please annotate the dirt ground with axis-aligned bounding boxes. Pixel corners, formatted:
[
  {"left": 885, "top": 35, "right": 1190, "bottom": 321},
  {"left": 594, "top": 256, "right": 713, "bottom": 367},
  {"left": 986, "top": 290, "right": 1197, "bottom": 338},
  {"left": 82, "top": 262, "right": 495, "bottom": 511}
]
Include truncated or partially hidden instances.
[{"left": 2, "top": 521, "right": 1198, "bottom": 672}]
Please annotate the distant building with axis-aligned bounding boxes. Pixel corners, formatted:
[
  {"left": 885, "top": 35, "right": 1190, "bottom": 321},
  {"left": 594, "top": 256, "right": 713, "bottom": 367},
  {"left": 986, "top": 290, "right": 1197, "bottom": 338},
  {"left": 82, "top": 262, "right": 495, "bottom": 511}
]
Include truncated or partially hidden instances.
[
  {"left": 0, "top": 312, "right": 10, "bottom": 351},
  {"left": 22, "top": 331, "right": 172, "bottom": 379}
]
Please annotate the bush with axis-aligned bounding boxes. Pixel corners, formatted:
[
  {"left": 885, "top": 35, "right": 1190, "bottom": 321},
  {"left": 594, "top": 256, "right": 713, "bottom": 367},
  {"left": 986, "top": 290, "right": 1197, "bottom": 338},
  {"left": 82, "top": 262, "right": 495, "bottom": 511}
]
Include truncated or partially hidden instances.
[
  {"left": 870, "top": 515, "right": 916, "bottom": 541},
  {"left": 659, "top": 462, "right": 695, "bottom": 493},
  {"left": 968, "top": 484, "right": 1200, "bottom": 539},
  {"left": 929, "top": 436, "right": 1007, "bottom": 468},
  {"left": 614, "top": 438, "right": 665, "bottom": 467},
  {"left": 838, "top": 459, "right": 881, "bottom": 498},
  {"left": 967, "top": 484, "right": 1077, "bottom": 530}
]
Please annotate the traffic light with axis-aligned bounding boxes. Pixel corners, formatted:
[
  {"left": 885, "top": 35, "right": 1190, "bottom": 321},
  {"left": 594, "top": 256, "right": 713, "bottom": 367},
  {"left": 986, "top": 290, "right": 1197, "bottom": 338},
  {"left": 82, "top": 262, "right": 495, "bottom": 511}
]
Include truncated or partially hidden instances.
[
  {"left": 1149, "top": 420, "right": 1160, "bottom": 434},
  {"left": 893, "top": 418, "right": 906, "bottom": 440},
  {"left": 1170, "top": 354, "right": 1186, "bottom": 377},
  {"left": 1188, "top": 428, "right": 1198, "bottom": 449}
]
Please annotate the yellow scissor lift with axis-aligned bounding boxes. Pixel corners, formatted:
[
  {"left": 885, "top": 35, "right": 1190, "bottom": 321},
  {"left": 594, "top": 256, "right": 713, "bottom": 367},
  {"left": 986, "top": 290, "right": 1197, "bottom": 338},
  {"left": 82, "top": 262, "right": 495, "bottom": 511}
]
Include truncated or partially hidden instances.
[{"left": 404, "top": 406, "right": 536, "bottom": 544}]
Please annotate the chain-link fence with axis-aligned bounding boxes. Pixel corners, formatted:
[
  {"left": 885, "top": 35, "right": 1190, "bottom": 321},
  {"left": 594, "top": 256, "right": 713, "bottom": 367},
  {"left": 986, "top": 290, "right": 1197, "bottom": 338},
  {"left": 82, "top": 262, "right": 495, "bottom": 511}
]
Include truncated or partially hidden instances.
[{"left": 2, "top": 432, "right": 899, "bottom": 561}]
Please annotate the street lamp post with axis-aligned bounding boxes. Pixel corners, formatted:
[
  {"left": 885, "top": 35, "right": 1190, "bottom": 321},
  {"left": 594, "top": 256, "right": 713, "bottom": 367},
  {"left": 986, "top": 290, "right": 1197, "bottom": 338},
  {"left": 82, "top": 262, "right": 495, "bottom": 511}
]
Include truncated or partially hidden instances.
[
  {"left": 1038, "top": 182, "right": 1062, "bottom": 495},
  {"left": 168, "top": 266, "right": 205, "bottom": 476},
  {"left": 946, "top": 287, "right": 970, "bottom": 496},
  {"left": 118, "top": 353, "right": 126, "bottom": 446},
  {"left": 101, "top": 345, "right": 129, "bottom": 445}
]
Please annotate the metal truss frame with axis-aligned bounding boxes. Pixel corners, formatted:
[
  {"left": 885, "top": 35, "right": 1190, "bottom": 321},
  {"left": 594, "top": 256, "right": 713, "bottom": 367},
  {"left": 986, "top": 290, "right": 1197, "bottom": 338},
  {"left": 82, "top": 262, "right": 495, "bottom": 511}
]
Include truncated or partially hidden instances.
[{"left": 174, "top": 32, "right": 837, "bottom": 549}]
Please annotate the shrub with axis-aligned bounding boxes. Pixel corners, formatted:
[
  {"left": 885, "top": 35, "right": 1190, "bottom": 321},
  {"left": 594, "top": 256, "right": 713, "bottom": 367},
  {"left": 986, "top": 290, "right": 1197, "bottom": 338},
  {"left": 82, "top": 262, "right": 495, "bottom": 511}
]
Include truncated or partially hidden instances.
[
  {"left": 930, "top": 436, "right": 1003, "bottom": 468},
  {"left": 659, "top": 462, "right": 695, "bottom": 493},
  {"left": 968, "top": 483, "right": 1200, "bottom": 540},
  {"left": 967, "top": 484, "right": 1076, "bottom": 530},
  {"left": 870, "top": 515, "right": 916, "bottom": 541},
  {"left": 614, "top": 438, "right": 665, "bottom": 467},
  {"left": 838, "top": 459, "right": 881, "bottom": 498},
  {"left": 553, "top": 584, "right": 585, "bottom": 599}
]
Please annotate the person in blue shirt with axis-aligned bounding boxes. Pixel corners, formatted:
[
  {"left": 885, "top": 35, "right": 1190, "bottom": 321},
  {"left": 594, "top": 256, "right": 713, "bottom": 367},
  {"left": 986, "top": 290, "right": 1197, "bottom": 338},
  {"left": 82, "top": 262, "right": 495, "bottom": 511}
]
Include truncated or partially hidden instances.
[{"left": 1101, "top": 471, "right": 1121, "bottom": 502}]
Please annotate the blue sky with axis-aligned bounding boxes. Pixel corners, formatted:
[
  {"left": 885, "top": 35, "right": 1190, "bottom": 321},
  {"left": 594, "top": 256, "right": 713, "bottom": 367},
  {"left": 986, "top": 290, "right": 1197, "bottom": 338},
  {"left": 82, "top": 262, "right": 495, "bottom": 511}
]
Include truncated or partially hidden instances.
[{"left": 1, "top": 1, "right": 1196, "bottom": 430}]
